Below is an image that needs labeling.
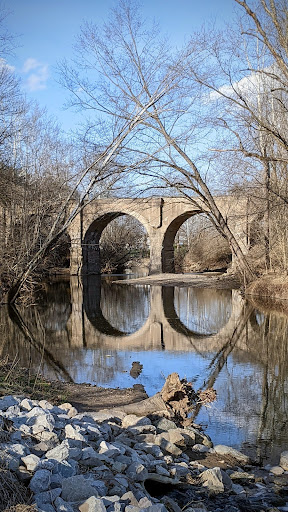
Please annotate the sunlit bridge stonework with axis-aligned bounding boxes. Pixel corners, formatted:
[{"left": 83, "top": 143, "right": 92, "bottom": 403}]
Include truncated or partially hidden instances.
[{"left": 67, "top": 196, "right": 250, "bottom": 275}]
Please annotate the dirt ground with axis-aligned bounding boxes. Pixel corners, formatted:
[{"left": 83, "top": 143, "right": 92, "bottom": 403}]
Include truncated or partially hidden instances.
[
  {"left": 116, "top": 271, "right": 240, "bottom": 289},
  {"left": 50, "top": 381, "right": 148, "bottom": 412}
]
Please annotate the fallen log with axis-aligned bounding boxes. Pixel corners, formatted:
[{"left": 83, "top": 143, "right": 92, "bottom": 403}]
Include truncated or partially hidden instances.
[{"left": 108, "top": 372, "right": 216, "bottom": 425}]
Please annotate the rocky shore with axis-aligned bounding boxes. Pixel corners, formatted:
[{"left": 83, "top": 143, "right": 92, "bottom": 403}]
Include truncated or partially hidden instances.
[{"left": 1, "top": 390, "right": 288, "bottom": 512}]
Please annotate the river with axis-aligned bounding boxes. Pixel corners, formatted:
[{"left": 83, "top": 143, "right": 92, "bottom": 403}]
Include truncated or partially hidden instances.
[{"left": 0, "top": 274, "right": 288, "bottom": 465}]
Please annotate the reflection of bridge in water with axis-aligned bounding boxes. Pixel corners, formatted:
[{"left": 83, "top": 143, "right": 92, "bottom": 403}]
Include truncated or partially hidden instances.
[{"left": 67, "top": 277, "right": 247, "bottom": 354}]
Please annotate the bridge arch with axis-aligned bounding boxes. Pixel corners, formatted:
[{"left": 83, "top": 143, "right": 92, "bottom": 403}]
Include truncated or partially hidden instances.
[
  {"left": 82, "top": 210, "right": 151, "bottom": 275},
  {"left": 161, "top": 211, "right": 199, "bottom": 272}
]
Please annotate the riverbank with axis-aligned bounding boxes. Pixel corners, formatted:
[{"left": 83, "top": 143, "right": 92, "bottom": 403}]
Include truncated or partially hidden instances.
[
  {"left": 0, "top": 358, "right": 148, "bottom": 414},
  {"left": 245, "top": 274, "right": 288, "bottom": 316},
  {"left": 246, "top": 274, "right": 288, "bottom": 301},
  {"left": 115, "top": 272, "right": 240, "bottom": 289},
  {"left": 1, "top": 380, "right": 288, "bottom": 512}
]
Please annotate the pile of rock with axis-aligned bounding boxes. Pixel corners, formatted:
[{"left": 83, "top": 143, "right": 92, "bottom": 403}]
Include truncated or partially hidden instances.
[{"left": 0, "top": 393, "right": 288, "bottom": 512}]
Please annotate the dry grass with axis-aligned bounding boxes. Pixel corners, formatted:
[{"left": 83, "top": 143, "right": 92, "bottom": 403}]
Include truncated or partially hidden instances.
[
  {"left": 0, "top": 356, "right": 68, "bottom": 404},
  {"left": 0, "top": 466, "right": 34, "bottom": 512},
  {"left": 4, "top": 507, "right": 36, "bottom": 512},
  {"left": 246, "top": 274, "right": 288, "bottom": 301}
]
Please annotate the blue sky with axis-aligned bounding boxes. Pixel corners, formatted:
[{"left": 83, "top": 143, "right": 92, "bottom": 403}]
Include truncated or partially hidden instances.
[{"left": 6, "top": 0, "right": 238, "bottom": 133}]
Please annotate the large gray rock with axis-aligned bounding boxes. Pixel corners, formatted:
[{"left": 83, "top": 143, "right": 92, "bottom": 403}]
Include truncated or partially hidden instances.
[
  {"left": 35, "top": 431, "right": 59, "bottom": 443},
  {"left": 81, "top": 446, "right": 106, "bottom": 466},
  {"left": 181, "top": 429, "right": 196, "bottom": 446},
  {"left": 191, "top": 444, "right": 210, "bottom": 453},
  {"left": 155, "top": 435, "right": 182, "bottom": 456},
  {"left": 46, "top": 440, "right": 81, "bottom": 462},
  {"left": 27, "top": 406, "right": 48, "bottom": 418},
  {"left": 20, "top": 398, "right": 36, "bottom": 411},
  {"left": 170, "top": 462, "right": 189, "bottom": 478},
  {"left": 126, "top": 462, "right": 148, "bottom": 482},
  {"left": 121, "top": 491, "right": 139, "bottom": 506},
  {"left": 122, "top": 415, "right": 151, "bottom": 428},
  {"left": 29, "top": 469, "right": 51, "bottom": 493},
  {"left": 156, "top": 418, "right": 177, "bottom": 432},
  {"left": 34, "top": 488, "right": 62, "bottom": 507},
  {"left": 270, "top": 465, "right": 284, "bottom": 475},
  {"left": 28, "top": 413, "right": 56, "bottom": 434},
  {"left": 7, "top": 442, "right": 28, "bottom": 458},
  {"left": 22, "top": 453, "right": 40, "bottom": 472},
  {"left": 138, "top": 497, "right": 153, "bottom": 508},
  {"left": 200, "top": 467, "right": 232, "bottom": 494},
  {"left": 53, "top": 460, "right": 78, "bottom": 478},
  {"left": 213, "top": 445, "right": 250, "bottom": 464},
  {"left": 0, "top": 395, "right": 20, "bottom": 411},
  {"left": 39, "top": 460, "right": 55, "bottom": 471},
  {"left": 58, "top": 403, "right": 78, "bottom": 418},
  {"left": 38, "top": 400, "right": 53, "bottom": 410},
  {"left": 128, "top": 425, "right": 156, "bottom": 436},
  {"left": 166, "top": 429, "right": 186, "bottom": 447},
  {"left": 156, "top": 465, "right": 170, "bottom": 477},
  {"left": 85, "top": 424, "right": 102, "bottom": 441},
  {"left": 64, "top": 424, "right": 87, "bottom": 442},
  {"left": 98, "top": 440, "right": 123, "bottom": 457},
  {"left": 61, "top": 475, "right": 100, "bottom": 502}
]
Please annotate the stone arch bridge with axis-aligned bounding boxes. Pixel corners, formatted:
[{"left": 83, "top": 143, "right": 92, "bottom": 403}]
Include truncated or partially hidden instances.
[{"left": 67, "top": 196, "right": 249, "bottom": 275}]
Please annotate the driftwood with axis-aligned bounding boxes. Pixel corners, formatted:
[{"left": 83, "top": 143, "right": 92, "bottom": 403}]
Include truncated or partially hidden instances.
[{"left": 112, "top": 373, "right": 216, "bottom": 425}]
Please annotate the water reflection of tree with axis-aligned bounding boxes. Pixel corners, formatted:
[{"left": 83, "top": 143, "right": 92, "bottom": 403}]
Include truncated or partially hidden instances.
[
  {"left": 252, "top": 313, "right": 288, "bottom": 464},
  {"left": 192, "top": 302, "right": 255, "bottom": 419},
  {"left": 195, "top": 304, "right": 288, "bottom": 464},
  {"left": 45, "top": 347, "right": 127, "bottom": 386},
  {"left": 3, "top": 305, "right": 74, "bottom": 382},
  {"left": 174, "top": 288, "right": 232, "bottom": 335}
]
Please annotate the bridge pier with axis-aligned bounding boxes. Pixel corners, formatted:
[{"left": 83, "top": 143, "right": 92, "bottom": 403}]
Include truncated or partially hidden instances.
[
  {"left": 149, "top": 230, "right": 164, "bottom": 274},
  {"left": 70, "top": 237, "right": 83, "bottom": 275}
]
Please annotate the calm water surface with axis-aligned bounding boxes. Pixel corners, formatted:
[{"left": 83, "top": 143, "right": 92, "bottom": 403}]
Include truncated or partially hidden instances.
[{"left": 1, "top": 275, "right": 288, "bottom": 465}]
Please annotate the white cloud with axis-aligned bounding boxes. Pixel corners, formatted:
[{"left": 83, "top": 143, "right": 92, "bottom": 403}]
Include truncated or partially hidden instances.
[
  {"left": 23, "top": 57, "right": 40, "bottom": 73},
  {"left": 22, "top": 58, "right": 49, "bottom": 91},
  {"left": 208, "top": 65, "right": 280, "bottom": 104},
  {"left": 209, "top": 73, "right": 260, "bottom": 102}
]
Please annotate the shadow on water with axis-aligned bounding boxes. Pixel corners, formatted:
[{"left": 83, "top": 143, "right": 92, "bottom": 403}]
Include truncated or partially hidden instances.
[{"left": 0, "top": 275, "right": 288, "bottom": 464}]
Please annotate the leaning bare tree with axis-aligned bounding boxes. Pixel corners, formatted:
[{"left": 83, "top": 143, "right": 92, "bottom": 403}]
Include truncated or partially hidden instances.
[
  {"left": 185, "top": 0, "right": 288, "bottom": 272},
  {"left": 3, "top": 79, "right": 175, "bottom": 302},
  {"left": 58, "top": 0, "right": 255, "bottom": 283}
]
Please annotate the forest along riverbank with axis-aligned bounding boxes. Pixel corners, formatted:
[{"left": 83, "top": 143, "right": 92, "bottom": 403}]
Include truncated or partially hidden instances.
[{"left": 1, "top": 374, "right": 288, "bottom": 512}]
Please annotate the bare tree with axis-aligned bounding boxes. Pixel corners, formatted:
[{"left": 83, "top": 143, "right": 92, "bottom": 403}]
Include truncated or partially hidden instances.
[
  {"left": 175, "top": 215, "right": 231, "bottom": 272},
  {"left": 172, "top": 0, "right": 288, "bottom": 273},
  {"left": 58, "top": 0, "right": 255, "bottom": 282},
  {"left": 100, "top": 216, "right": 148, "bottom": 273}
]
